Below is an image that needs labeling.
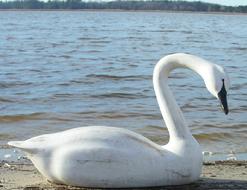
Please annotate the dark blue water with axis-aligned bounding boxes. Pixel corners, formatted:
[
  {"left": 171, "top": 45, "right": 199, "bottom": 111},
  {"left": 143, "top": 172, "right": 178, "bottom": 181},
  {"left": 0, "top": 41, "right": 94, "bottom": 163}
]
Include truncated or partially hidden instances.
[{"left": 0, "top": 11, "right": 247, "bottom": 160}]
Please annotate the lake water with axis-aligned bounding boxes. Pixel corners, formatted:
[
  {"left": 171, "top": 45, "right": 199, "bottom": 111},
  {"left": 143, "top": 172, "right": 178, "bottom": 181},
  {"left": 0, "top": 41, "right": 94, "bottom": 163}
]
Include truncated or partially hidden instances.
[{"left": 0, "top": 11, "right": 247, "bottom": 161}]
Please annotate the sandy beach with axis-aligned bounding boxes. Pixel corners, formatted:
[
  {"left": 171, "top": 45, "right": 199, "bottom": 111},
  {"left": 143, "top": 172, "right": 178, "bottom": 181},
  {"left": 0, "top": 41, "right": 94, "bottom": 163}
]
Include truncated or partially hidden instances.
[{"left": 0, "top": 160, "right": 246, "bottom": 190}]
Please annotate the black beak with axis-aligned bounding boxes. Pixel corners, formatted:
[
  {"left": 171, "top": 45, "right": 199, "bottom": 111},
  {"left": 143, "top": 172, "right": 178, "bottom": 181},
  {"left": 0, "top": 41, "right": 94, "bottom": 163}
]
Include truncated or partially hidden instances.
[{"left": 217, "top": 80, "right": 228, "bottom": 115}]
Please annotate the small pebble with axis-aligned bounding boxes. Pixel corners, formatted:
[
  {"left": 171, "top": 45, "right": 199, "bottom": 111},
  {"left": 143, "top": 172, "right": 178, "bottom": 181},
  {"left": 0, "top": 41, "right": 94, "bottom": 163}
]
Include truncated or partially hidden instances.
[
  {"left": 17, "top": 155, "right": 28, "bottom": 160},
  {"left": 17, "top": 156, "right": 22, "bottom": 160},
  {"left": 3, "top": 163, "right": 16, "bottom": 170},
  {"left": 3, "top": 163, "right": 11, "bottom": 168}
]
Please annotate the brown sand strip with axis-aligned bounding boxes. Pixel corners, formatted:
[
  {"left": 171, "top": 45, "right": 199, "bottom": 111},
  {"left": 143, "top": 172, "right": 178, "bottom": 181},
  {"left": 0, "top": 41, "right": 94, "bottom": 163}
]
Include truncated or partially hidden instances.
[{"left": 0, "top": 161, "right": 247, "bottom": 190}]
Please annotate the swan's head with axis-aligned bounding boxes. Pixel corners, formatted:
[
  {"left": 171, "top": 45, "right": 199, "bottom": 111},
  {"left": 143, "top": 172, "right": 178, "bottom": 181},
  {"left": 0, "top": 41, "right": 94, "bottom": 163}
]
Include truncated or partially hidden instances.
[{"left": 204, "top": 64, "right": 230, "bottom": 115}]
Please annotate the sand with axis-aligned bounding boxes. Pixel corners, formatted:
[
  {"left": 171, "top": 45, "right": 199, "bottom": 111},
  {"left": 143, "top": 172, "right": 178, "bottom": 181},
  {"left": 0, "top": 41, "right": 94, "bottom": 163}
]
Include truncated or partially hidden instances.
[{"left": 0, "top": 160, "right": 247, "bottom": 190}]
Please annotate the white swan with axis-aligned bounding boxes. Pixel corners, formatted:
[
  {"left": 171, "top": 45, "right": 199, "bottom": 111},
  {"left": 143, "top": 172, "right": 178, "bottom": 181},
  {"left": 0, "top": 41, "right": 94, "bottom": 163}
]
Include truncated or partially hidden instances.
[{"left": 8, "top": 53, "right": 229, "bottom": 188}]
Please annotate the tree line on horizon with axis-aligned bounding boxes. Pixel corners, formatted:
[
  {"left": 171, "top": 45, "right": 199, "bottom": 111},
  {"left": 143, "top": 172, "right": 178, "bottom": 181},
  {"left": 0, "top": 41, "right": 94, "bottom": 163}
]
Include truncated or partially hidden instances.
[{"left": 0, "top": 0, "right": 246, "bottom": 13}]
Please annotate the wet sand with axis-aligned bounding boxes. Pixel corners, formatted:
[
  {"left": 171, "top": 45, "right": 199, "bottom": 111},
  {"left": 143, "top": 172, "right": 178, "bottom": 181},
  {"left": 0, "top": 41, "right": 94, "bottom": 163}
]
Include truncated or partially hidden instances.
[{"left": 0, "top": 160, "right": 247, "bottom": 190}]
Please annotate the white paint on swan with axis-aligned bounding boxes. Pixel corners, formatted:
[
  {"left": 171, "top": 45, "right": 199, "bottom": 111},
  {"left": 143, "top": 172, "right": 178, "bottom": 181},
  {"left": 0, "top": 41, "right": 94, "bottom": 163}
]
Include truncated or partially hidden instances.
[{"left": 8, "top": 53, "right": 230, "bottom": 188}]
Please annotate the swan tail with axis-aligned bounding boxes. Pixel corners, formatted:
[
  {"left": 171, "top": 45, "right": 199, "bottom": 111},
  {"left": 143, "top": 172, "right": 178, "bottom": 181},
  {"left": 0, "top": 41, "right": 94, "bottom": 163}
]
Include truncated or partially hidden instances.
[{"left": 8, "top": 141, "right": 37, "bottom": 154}]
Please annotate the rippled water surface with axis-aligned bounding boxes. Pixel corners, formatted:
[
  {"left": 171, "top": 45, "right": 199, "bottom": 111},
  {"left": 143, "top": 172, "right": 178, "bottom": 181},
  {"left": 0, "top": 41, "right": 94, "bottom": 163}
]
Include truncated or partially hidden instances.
[{"left": 0, "top": 11, "right": 247, "bottom": 159}]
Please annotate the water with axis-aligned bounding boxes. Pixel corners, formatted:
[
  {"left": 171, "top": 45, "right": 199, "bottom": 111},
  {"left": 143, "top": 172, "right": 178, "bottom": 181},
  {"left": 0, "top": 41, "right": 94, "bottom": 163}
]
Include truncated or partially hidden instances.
[{"left": 0, "top": 11, "right": 247, "bottom": 160}]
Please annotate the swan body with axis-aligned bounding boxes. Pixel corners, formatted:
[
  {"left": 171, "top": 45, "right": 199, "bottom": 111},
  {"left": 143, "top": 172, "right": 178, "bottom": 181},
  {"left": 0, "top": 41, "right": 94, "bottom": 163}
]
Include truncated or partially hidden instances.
[
  {"left": 9, "top": 126, "right": 201, "bottom": 187},
  {"left": 8, "top": 53, "right": 229, "bottom": 188}
]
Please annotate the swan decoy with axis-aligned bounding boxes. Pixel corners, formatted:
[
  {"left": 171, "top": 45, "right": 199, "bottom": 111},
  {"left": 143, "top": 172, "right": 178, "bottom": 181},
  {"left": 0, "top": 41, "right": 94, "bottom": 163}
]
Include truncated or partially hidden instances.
[{"left": 8, "top": 53, "right": 229, "bottom": 188}]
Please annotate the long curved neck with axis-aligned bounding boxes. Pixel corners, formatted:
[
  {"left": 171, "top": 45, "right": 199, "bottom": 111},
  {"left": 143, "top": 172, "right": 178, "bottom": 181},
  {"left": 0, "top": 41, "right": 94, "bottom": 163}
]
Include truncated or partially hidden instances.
[{"left": 153, "top": 53, "right": 208, "bottom": 142}]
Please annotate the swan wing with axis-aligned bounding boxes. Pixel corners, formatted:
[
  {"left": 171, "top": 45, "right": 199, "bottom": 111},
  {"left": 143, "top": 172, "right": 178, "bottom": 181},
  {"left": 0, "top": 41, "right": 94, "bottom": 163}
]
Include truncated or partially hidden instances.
[{"left": 8, "top": 126, "right": 164, "bottom": 155}]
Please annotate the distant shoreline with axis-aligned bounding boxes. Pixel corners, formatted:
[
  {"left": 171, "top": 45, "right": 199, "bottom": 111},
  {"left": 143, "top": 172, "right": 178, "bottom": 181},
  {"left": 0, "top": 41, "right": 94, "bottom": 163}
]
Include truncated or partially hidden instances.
[
  {"left": 1, "top": 9, "right": 247, "bottom": 15},
  {"left": 1, "top": 0, "right": 246, "bottom": 14}
]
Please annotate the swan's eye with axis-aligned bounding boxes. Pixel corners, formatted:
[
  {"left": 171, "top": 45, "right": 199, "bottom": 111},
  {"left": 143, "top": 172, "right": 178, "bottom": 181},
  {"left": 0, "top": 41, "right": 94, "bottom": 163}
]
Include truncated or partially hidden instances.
[{"left": 217, "top": 79, "right": 228, "bottom": 115}]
